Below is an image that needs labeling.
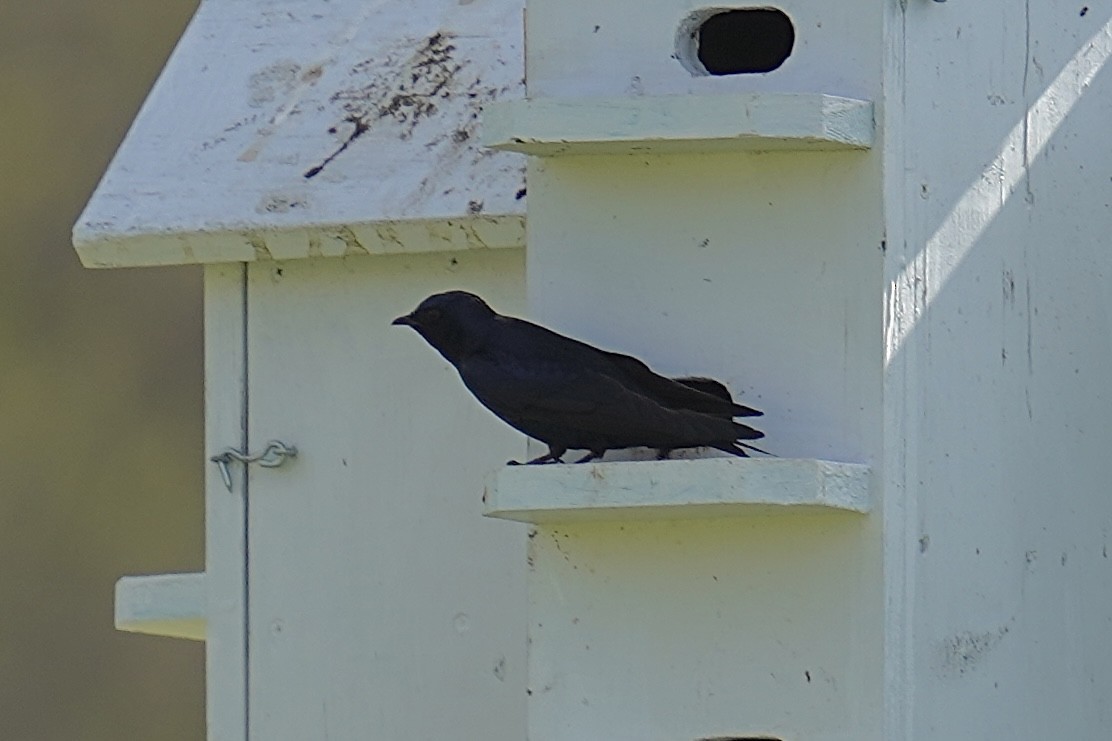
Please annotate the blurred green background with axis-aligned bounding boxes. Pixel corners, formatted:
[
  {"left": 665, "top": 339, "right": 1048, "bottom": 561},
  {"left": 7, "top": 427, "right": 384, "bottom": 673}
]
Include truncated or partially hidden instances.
[{"left": 0, "top": 2, "right": 205, "bottom": 739}]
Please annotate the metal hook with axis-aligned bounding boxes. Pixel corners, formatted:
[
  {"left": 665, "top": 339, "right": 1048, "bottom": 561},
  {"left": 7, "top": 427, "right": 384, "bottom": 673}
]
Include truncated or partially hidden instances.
[{"left": 210, "top": 440, "right": 298, "bottom": 491}]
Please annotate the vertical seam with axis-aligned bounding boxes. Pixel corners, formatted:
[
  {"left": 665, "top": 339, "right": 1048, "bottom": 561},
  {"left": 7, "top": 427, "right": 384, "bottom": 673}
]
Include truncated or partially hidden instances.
[{"left": 241, "top": 264, "right": 251, "bottom": 741}]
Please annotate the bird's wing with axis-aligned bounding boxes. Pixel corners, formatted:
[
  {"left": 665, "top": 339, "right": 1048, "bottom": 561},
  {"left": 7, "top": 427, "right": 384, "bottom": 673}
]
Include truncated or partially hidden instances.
[
  {"left": 499, "top": 317, "right": 762, "bottom": 418},
  {"left": 673, "top": 376, "right": 731, "bottom": 400},
  {"left": 459, "top": 354, "right": 603, "bottom": 419},
  {"left": 598, "top": 349, "right": 764, "bottom": 417},
  {"left": 459, "top": 354, "right": 751, "bottom": 450}
]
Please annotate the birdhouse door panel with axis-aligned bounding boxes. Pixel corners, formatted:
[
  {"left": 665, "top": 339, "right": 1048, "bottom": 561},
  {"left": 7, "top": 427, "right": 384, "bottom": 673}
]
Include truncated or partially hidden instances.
[{"left": 207, "top": 252, "right": 529, "bottom": 740}]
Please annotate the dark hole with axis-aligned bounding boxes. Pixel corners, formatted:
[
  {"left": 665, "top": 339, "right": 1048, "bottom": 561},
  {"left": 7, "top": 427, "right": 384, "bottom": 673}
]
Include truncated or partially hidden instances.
[{"left": 696, "top": 9, "right": 794, "bottom": 75}]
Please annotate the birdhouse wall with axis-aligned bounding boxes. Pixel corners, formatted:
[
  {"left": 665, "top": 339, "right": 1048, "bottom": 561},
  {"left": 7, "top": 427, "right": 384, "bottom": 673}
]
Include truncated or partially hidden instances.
[
  {"left": 884, "top": 3, "right": 1112, "bottom": 738},
  {"left": 528, "top": 515, "right": 882, "bottom": 740},
  {"left": 526, "top": 150, "right": 884, "bottom": 463},
  {"left": 204, "top": 251, "right": 530, "bottom": 740},
  {"left": 524, "top": 0, "right": 881, "bottom": 100}
]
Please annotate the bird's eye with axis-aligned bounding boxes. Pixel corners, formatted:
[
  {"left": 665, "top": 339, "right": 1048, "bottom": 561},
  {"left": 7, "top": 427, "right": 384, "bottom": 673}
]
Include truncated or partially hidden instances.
[{"left": 419, "top": 308, "right": 442, "bottom": 322}]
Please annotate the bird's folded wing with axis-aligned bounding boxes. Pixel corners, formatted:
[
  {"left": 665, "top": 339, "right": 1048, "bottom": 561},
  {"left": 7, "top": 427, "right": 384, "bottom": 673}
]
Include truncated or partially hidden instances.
[
  {"left": 500, "top": 316, "right": 761, "bottom": 418},
  {"left": 599, "top": 350, "right": 763, "bottom": 417},
  {"left": 495, "top": 372, "right": 669, "bottom": 438},
  {"left": 460, "top": 357, "right": 602, "bottom": 417},
  {"left": 461, "top": 356, "right": 743, "bottom": 447}
]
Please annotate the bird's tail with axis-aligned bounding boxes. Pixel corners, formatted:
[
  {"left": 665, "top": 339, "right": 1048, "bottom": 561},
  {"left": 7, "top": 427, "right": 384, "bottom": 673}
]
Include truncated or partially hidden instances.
[
  {"left": 716, "top": 440, "right": 777, "bottom": 457},
  {"left": 737, "top": 441, "right": 775, "bottom": 456},
  {"left": 670, "top": 375, "right": 764, "bottom": 418}
]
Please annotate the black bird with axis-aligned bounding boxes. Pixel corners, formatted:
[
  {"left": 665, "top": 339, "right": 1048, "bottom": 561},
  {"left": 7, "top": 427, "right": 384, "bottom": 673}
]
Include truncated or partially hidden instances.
[{"left": 392, "top": 291, "right": 766, "bottom": 464}]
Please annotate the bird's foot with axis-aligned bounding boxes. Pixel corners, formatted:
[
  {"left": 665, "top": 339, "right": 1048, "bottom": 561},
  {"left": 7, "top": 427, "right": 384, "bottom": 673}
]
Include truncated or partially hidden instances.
[
  {"left": 573, "top": 450, "right": 605, "bottom": 464},
  {"left": 507, "top": 447, "right": 567, "bottom": 465},
  {"left": 520, "top": 453, "right": 564, "bottom": 465}
]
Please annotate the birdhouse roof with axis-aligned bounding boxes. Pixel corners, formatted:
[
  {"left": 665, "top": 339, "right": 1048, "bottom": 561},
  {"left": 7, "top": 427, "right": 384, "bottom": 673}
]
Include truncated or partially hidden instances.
[{"left": 74, "top": 0, "right": 526, "bottom": 268}]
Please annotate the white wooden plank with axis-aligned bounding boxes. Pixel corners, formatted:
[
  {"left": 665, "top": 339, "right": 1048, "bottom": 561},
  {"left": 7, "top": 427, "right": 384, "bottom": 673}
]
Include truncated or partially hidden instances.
[
  {"left": 73, "top": 0, "right": 526, "bottom": 269},
  {"left": 245, "top": 251, "right": 528, "bottom": 740},
  {"left": 483, "top": 93, "right": 875, "bottom": 156},
  {"left": 879, "top": 4, "right": 916, "bottom": 740},
  {"left": 526, "top": 515, "right": 881, "bottom": 741},
  {"left": 74, "top": 215, "right": 526, "bottom": 270},
  {"left": 483, "top": 458, "right": 871, "bottom": 523},
  {"left": 115, "top": 573, "right": 206, "bottom": 641},
  {"left": 525, "top": 0, "right": 880, "bottom": 101},
  {"left": 525, "top": 149, "right": 883, "bottom": 465},
  {"left": 204, "top": 264, "right": 247, "bottom": 741},
  {"left": 892, "top": 3, "right": 1112, "bottom": 738}
]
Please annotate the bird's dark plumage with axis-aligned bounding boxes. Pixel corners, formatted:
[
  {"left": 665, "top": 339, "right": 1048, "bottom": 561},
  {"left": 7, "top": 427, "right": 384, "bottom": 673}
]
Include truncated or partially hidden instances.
[{"left": 393, "top": 291, "right": 766, "bottom": 463}]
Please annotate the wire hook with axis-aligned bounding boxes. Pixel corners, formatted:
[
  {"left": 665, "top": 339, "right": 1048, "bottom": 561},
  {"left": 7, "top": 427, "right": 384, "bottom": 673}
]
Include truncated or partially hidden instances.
[{"left": 210, "top": 440, "right": 298, "bottom": 491}]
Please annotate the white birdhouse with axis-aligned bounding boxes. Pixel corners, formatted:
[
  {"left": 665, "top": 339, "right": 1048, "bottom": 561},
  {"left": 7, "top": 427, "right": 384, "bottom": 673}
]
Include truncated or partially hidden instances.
[{"left": 80, "top": 0, "right": 1112, "bottom": 740}]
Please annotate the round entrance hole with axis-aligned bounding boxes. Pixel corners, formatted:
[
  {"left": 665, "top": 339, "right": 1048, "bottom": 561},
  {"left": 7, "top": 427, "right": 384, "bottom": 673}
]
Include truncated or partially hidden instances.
[{"left": 676, "top": 8, "right": 795, "bottom": 76}]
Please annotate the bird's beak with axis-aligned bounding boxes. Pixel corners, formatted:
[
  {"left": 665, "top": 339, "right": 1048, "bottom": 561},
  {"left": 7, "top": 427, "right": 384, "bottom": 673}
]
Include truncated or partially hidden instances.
[{"left": 391, "top": 314, "right": 416, "bottom": 327}]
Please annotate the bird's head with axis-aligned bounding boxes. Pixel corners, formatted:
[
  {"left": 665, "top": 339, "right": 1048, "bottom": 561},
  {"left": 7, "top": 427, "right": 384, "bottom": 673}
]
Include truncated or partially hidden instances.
[{"left": 392, "top": 290, "right": 498, "bottom": 364}]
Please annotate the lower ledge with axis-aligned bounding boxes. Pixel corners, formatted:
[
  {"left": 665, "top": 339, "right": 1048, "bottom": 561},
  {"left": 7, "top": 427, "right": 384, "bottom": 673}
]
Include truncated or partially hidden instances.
[
  {"left": 483, "top": 457, "right": 871, "bottom": 524},
  {"left": 115, "top": 572, "right": 205, "bottom": 641}
]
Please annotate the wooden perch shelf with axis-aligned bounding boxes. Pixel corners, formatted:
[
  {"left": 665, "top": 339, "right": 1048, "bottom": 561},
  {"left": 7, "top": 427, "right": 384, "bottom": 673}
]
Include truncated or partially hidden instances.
[
  {"left": 483, "top": 92, "right": 875, "bottom": 156},
  {"left": 483, "top": 457, "right": 872, "bottom": 524}
]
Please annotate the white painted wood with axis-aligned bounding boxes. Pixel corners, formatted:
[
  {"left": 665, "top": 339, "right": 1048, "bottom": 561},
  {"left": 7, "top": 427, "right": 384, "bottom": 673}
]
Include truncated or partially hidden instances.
[
  {"left": 484, "top": 94, "right": 874, "bottom": 156},
  {"left": 879, "top": 4, "right": 916, "bottom": 740},
  {"left": 525, "top": 0, "right": 879, "bottom": 101},
  {"left": 73, "top": 0, "right": 526, "bottom": 269},
  {"left": 523, "top": 147, "right": 886, "bottom": 740},
  {"left": 204, "top": 263, "right": 248, "bottom": 741},
  {"left": 75, "top": 218, "right": 525, "bottom": 269},
  {"left": 245, "top": 252, "right": 527, "bottom": 741},
  {"left": 527, "top": 516, "right": 882, "bottom": 741},
  {"left": 525, "top": 152, "right": 883, "bottom": 464},
  {"left": 115, "top": 573, "right": 206, "bottom": 641},
  {"left": 888, "top": 4, "right": 1112, "bottom": 739},
  {"left": 484, "top": 458, "right": 871, "bottom": 523},
  {"left": 516, "top": 1, "right": 888, "bottom": 739}
]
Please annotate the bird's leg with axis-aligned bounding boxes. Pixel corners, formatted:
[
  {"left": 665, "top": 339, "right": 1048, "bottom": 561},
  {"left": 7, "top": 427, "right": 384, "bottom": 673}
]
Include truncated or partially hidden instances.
[
  {"left": 525, "top": 452, "right": 559, "bottom": 464},
  {"left": 656, "top": 448, "right": 674, "bottom": 461},
  {"left": 507, "top": 446, "right": 566, "bottom": 465},
  {"left": 573, "top": 449, "right": 606, "bottom": 464},
  {"left": 524, "top": 446, "right": 567, "bottom": 465},
  {"left": 509, "top": 445, "right": 569, "bottom": 462}
]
